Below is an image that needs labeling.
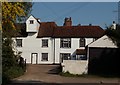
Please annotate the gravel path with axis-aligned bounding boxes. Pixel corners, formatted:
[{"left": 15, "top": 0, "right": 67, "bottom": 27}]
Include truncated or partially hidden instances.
[{"left": 12, "top": 64, "right": 120, "bottom": 84}]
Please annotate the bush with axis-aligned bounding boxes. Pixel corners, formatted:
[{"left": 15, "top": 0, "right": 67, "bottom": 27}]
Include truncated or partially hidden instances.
[
  {"left": 6, "top": 66, "right": 24, "bottom": 79},
  {"left": 2, "top": 37, "right": 26, "bottom": 85},
  {"left": 60, "top": 71, "right": 79, "bottom": 77},
  {"left": 2, "top": 73, "right": 11, "bottom": 85},
  {"left": 2, "top": 66, "right": 25, "bottom": 85}
]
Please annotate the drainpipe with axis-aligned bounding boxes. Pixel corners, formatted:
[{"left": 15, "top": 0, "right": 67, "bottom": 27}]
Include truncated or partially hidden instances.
[
  {"left": 53, "top": 38, "right": 55, "bottom": 64},
  {"left": 87, "top": 47, "right": 89, "bottom": 74}
]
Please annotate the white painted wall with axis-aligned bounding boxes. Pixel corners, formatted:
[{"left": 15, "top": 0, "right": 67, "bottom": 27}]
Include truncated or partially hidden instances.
[
  {"left": 13, "top": 15, "right": 55, "bottom": 64},
  {"left": 13, "top": 34, "right": 54, "bottom": 64},
  {"left": 54, "top": 38, "right": 94, "bottom": 64},
  {"left": 88, "top": 35, "right": 117, "bottom": 48},
  {"left": 62, "top": 60, "right": 88, "bottom": 74},
  {"left": 54, "top": 38, "right": 79, "bottom": 63},
  {"left": 13, "top": 37, "right": 94, "bottom": 64},
  {"left": 86, "top": 38, "right": 94, "bottom": 45},
  {"left": 26, "top": 15, "right": 40, "bottom": 32}
]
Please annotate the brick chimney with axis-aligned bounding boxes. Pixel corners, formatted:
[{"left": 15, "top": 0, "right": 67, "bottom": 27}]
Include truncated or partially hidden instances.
[{"left": 63, "top": 17, "right": 72, "bottom": 26}]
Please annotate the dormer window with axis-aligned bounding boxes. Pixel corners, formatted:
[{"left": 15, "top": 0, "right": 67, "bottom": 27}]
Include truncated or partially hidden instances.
[{"left": 30, "top": 20, "right": 34, "bottom": 24}]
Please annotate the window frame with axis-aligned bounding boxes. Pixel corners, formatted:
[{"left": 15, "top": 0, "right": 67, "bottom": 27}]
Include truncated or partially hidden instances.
[
  {"left": 29, "top": 20, "right": 34, "bottom": 24},
  {"left": 80, "top": 38, "right": 85, "bottom": 47},
  {"left": 76, "top": 55, "right": 87, "bottom": 60},
  {"left": 60, "top": 38, "right": 71, "bottom": 48},
  {"left": 93, "top": 38, "right": 98, "bottom": 42},
  {"left": 16, "top": 39, "right": 22, "bottom": 47},
  {"left": 41, "top": 53, "right": 48, "bottom": 61},
  {"left": 42, "top": 39, "right": 48, "bottom": 47},
  {"left": 60, "top": 53, "right": 71, "bottom": 62}
]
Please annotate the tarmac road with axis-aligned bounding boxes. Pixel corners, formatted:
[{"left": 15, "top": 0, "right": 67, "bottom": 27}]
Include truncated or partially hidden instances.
[{"left": 7, "top": 64, "right": 120, "bottom": 85}]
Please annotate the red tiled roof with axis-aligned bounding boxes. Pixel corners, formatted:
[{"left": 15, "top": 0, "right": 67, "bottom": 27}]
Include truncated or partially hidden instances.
[
  {"left": 15, "top": 23, "right": 28, "bottom": 37},
  {"left": 76, "top": 49, "right": 86, "bottom": 55},
  {"left": 37, "top": 22, "right": 104, "bottom": 38},
  {"left": 53, "top": 26, "right": 104, "bottom": 38},
  {"left": 7, "top": 23, "right": 28, "bottom": 37},
  {"left": 37, "top": 22, "right": 57, "bottom": 37}
]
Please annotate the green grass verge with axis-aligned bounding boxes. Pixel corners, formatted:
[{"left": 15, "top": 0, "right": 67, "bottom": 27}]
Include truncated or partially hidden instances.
[
  {"left": 59, "top": 71, "right": 87, "bottom": 77},
  {"left": 60, "top": 71, "right": 120, "bottom": 78}
]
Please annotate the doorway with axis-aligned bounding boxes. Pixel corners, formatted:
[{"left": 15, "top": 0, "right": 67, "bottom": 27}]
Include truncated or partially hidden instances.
[{"left": 31, "top": 53, "right": 38, "bottom": 64}]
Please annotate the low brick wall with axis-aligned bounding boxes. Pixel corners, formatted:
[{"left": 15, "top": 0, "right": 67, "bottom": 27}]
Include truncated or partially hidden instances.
[{"left": 61, "top": 60, "right": 88, "bottom": 74}]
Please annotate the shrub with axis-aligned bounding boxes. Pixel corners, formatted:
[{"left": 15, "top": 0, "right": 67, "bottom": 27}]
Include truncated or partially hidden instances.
[{"left": 2, "top": 66, "right": 25, "bottom": 85}]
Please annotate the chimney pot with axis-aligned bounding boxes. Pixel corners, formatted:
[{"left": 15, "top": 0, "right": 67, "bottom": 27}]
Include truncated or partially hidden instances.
[
  {"left": 63, "top": 17, "right": 72, "bottom": 26},
  {"left": 89, "top": 23, "right": 92, "bottom": 26},
  {"left": 113, "top": 21, "right": 115, "bottom": 24},
  {"left": 78, "top": 23, "right": 81, "bottom": 26}
]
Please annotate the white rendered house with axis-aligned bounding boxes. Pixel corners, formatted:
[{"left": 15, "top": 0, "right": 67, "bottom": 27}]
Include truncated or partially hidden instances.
[{"left": 13, "top": 15, "right": 104, "bottom": 64}]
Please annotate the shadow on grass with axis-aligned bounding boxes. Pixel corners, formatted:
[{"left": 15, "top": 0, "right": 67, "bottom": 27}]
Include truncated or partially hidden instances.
[
  {"left": 6, "top": 80, "right": 119, "bottom": 85},
  {"left": 7, "top": 80, "right": 61, "bottom": 85},
  {"left": 60, "top": 71, "right": 120, "bottom": 79}
]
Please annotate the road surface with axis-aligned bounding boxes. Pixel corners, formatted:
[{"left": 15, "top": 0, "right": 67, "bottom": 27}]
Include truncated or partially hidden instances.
[{"left": 7, "top": 64, "right": 120, "bottom": 85}]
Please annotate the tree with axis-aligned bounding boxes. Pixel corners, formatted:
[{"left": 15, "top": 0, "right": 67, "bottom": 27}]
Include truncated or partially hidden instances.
[
  {"left": 105, "top": 24, "right": 120, "bottom": 77},
  {"left": 2, "top": 2, "right": 32, "bottom": 36},
  {"left": 1, "top": 1, "right": 32, "bottom": 84},
  {"left": 105, "top": 24, "right": 120, "bottom": 47}
]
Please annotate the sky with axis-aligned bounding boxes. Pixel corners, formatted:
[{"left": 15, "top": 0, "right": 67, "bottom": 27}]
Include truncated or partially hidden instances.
[
  {"left": 31, "top": 2, "right": 118, "bottom": 29},
  {"left": 32, "top": 0, "right": 119, "bottom": 2}
]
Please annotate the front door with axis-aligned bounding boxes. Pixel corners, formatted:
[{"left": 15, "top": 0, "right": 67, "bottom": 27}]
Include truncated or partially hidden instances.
[{"left": 31, "top": 53, "right": 38, "bottom": 64}]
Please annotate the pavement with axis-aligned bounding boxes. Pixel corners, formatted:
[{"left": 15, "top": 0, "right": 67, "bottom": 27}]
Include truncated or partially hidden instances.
[{"left": 8, "top": 64, "right": 120, "bottom": 85}]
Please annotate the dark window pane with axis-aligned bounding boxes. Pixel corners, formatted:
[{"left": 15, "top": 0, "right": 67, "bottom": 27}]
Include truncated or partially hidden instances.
[
  {"left": 16, "top": 39, "right": 22, "bottom": 47},
  {"left": 30, "top": 20, "right": 34, "bottom": 24},
  {"left": 60, "top": 38, "right": 71, "bottom": 48},
  {"left": 80, "top": 55, "right": 87, "bottom": 60},
  {"left": 60, "top": 53, "right": 71, "bottom": 62},
  {"left": 42, "top": 39, "right": 48, "bottom": 47},
  {"left": 80, "top": 38, "right": 85, "bottom": 47},
  {"left": 42, "top": 53, "right": 48, "bottom": 61},
  {"left": 76, "top": 55, "right": 87, "bottom": 60}
]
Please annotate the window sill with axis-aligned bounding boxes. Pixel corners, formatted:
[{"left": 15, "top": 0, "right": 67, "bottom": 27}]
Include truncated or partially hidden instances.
[
  {"left": 60, "top": 47, "right": 71, "bottom": 49},
  {"left": 76, "top": 59, "right": 87, "bottom": 60},
  {"left": 41, "top": 60, "right": 48, "bottom": 61},
  {"left": 16, "top": 46, "right": 22, "bottom": 47},
  {"left": 42, "top": 46, "right": 48, "bottom": 48}
]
